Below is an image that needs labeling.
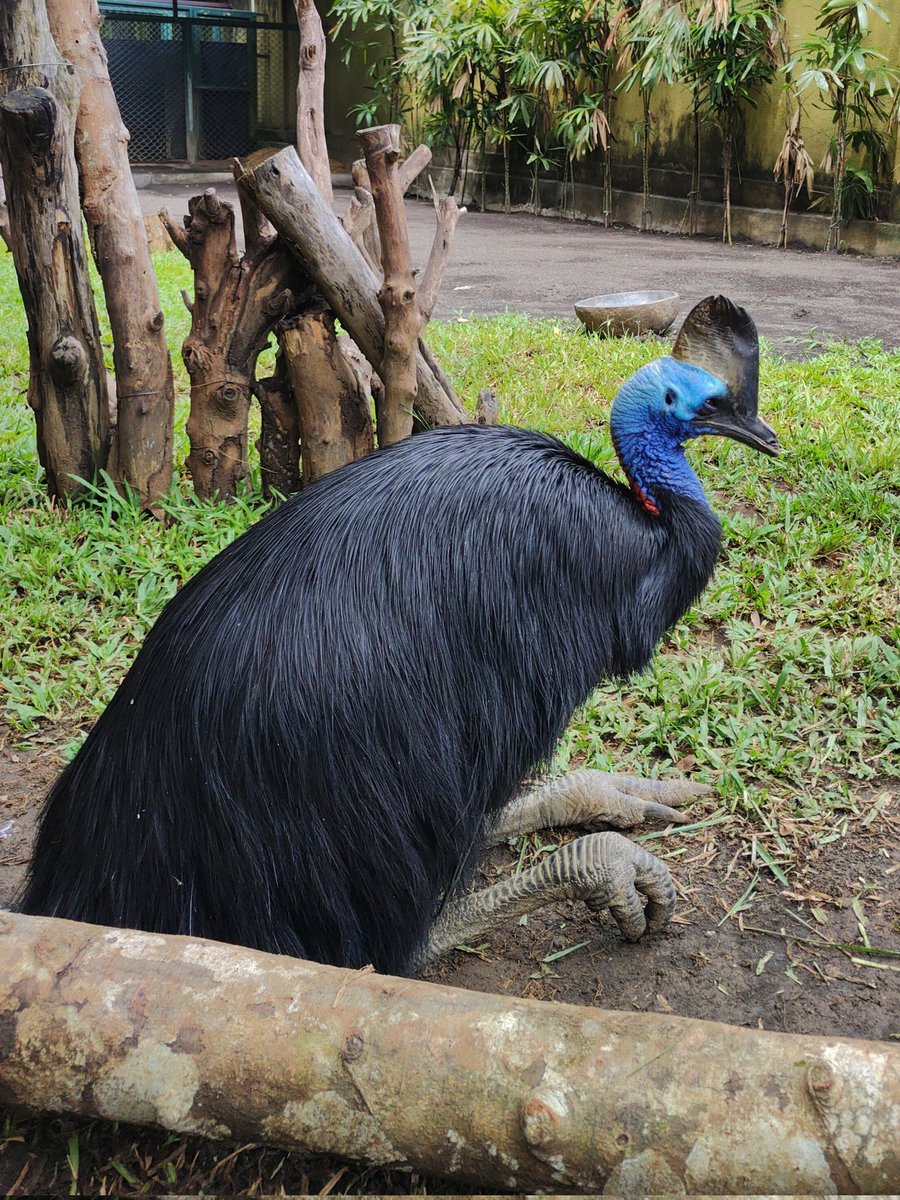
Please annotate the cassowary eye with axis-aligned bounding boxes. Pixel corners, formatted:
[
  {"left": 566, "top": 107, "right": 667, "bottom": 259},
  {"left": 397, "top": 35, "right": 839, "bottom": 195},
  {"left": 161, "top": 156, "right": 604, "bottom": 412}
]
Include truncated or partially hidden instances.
[{"left": 664, "top": 389, "right": 676, "bottom": 406}]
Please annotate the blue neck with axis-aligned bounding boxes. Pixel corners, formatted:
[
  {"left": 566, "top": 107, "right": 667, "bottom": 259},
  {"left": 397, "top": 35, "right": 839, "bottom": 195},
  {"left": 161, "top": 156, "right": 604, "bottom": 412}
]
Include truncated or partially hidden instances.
[{"left": 610, "top": 422, "right": 709, "bottom": 515}]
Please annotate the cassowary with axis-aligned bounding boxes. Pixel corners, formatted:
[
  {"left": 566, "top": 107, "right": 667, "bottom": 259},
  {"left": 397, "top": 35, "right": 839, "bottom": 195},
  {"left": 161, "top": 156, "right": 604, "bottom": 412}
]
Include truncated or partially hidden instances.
[{"left": 20, "top": 297, "right": 778, "bottom": 976}]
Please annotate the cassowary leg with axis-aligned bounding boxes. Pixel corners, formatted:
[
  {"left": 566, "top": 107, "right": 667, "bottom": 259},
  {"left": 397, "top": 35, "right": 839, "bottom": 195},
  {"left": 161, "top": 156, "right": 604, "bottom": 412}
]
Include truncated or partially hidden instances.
[
  {"left": 485, "top": 769, "right": 710, "bottom": 845},
  {"left": 424, "top": 832, "right": 675, "bottom": 962}
]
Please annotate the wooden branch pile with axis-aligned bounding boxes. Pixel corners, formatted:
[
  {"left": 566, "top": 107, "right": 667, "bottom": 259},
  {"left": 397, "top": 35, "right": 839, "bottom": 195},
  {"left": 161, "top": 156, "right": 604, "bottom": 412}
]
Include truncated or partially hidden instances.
[
  {"left": 1, "top": 910, "right": 897, "bottom": 1193},
  {"left": 1, "top": 0, "right": 475, "bottom": 508}
]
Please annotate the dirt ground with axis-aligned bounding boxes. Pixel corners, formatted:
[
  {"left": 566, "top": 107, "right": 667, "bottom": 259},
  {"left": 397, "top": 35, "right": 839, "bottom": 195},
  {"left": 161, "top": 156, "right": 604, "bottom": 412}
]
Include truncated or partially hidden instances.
[
  {"left": 3, "top": 731, "right": 897, "bottom": 1045},
  {"left": 1, "top": 723, "right": 898, "bottom": 1194},
  {"left": 140, "top": 176, "right": 900, "bottom": 353},
  {"left": 1, "top": 724, "right": 900, "bottom": 1195}
]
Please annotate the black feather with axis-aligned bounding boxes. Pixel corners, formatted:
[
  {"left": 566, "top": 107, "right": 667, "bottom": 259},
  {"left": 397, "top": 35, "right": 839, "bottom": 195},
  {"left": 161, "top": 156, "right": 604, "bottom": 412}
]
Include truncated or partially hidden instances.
[{"left": 20, "top": 425, "right": 721, "bottom": 975}]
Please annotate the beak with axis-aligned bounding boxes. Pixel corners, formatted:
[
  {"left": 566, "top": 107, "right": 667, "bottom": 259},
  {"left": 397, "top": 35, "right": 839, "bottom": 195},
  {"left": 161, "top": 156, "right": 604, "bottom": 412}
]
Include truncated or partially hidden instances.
[{"left": 691, "top": 401, "right": 781, "bottom": 456}]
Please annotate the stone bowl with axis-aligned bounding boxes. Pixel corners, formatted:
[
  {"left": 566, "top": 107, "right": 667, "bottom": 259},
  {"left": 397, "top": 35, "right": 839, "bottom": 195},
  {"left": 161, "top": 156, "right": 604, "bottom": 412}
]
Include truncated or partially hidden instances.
[{"left": 575, "top": 290, "right": 680, "bottom": 337}]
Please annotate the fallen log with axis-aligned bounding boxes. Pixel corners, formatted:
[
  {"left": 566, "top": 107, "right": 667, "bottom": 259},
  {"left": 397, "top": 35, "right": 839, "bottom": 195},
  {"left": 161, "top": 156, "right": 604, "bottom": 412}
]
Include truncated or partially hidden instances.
[
  {"left": 46, "top": 0, "right": 175, "bottom": 510},
  {"left": 235, "top": 146, "right": 467, "bottom": 430},
  {"left": 0, "top": 910, "right": 896, "bottom": 1194}
]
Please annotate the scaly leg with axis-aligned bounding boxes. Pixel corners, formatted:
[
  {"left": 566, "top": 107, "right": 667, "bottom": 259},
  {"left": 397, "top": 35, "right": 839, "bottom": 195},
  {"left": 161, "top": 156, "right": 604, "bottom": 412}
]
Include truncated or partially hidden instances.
[
  {"left": 425, "top": 831, "right": 674, "bottom": 963},
  {"left": 486, "top": 770, "right": 710, "bottom": 845}
]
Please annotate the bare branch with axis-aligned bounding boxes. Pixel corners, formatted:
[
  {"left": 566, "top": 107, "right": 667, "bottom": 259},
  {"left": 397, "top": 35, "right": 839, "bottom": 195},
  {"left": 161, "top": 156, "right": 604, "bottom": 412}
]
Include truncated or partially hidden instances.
[
  {"left": 358, "top": 123, "right": 420, "bottom": 445},
  {"left": 397, "top": 143, "right": 432, "bottom": 194},
  {"left": 419, "top": 176, "right": 466, "bottom": 323},
  {"left": 159, "top": 207, "right": 190, "bottom": 258},
  {"left": 293, "top": 0, "right": 333, "bottom": 206}
]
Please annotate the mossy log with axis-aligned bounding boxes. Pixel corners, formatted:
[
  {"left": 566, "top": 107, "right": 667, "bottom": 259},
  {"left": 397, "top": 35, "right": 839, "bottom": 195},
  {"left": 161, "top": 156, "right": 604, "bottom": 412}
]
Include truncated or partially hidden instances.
[{"left": 0, "top": 910, "right": 897, "bottom": 1194}]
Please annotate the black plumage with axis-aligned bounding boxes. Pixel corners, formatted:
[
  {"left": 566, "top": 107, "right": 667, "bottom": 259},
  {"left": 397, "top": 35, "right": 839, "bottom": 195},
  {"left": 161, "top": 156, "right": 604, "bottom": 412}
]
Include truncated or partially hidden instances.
[{"left": 21, "top": 425, "right": 722, "bottom": 975}]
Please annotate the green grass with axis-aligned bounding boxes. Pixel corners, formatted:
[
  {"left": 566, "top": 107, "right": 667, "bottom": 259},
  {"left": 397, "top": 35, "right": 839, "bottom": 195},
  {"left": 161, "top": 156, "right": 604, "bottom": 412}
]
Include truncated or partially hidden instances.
[{"left": 1, "top": 250, "right": 898, "bottom": 824}]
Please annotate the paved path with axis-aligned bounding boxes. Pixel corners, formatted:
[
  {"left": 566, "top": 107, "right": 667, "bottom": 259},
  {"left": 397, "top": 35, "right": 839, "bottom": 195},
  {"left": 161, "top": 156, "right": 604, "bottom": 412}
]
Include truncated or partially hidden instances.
[{"left": 141, "top": 178, "right": 899, "bottom": 353}]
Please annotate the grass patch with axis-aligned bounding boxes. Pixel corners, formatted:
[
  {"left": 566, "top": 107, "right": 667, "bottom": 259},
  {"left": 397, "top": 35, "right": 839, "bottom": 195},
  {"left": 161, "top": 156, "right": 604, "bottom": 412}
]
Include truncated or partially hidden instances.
[{"left": 1, "top": 250, "right": 898, "bottom": 821}]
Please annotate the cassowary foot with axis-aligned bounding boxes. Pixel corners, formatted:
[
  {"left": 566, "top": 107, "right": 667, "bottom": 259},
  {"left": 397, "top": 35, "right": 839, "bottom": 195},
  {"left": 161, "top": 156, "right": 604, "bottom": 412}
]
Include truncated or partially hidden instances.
[
  {"left": 486, "top": 769, "right": 710, "bottom": 846},
  {"left": 424, "top": 832, "right": 676, "bottom": 963}
]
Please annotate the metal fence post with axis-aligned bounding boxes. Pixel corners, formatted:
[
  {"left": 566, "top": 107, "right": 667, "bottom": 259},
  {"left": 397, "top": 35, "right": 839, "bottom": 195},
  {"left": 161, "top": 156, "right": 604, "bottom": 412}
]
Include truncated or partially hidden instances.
[{"left": 184, "top": 15, "right": 200, "bottom": 163}]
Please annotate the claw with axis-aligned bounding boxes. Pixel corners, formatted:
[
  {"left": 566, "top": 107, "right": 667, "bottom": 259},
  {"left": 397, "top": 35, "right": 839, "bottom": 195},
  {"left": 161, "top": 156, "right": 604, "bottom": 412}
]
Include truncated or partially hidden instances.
[
  {"left": 486, "top": 769, "right": 713, "bottom": 846},
  {"left": 570, "top": 771, "right": 708, "bottom": 832},
  {"left": 580, "top": 786, "right": 691, "bottom": 830},
  {"left": 582, "top": 832, "right": 677, "bottom": 940}
]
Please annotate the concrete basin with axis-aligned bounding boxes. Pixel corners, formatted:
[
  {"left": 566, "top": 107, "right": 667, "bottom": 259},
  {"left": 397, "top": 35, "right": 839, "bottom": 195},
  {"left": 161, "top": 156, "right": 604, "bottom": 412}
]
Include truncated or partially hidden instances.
[{"left": 575, "top": 289, "right": 680, "bottom": 336}]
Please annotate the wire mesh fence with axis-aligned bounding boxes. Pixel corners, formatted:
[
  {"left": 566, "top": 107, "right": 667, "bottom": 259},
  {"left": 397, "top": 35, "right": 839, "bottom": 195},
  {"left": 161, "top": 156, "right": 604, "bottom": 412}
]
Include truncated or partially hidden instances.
[
  {"left": 99, "top": 7, "right": 296, "bottom": 163},
  {"left": 103, "top": 16, "right": 187, "bottom": 161}
]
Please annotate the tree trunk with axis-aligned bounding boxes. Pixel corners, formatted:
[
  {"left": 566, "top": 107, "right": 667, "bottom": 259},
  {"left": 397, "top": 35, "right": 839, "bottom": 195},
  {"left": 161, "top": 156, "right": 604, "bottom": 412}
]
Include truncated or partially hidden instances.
[
  {"left": 45, "top": 0, "right": 174, "bottom": 510},
  {"left": 358, "top": 124, "right": 419, "bottom": 446},
  {"left": 827, "top": 92, "right": 846, "bottom": 253},
  {"left": 236, "top": 146, "right": 466, "bottom": 430},
  {"left": 690, "top": 93, "right": 702, "bottom": 236},
  {"left": 282, "top": 297, "right": 374, "bottom": 483},
  {"left": 641, "top": 87, "right": 652, "bottom": 232},
  {"left": 255, "top": 347, "right": 301, "bottom": 499},
  {"left": 778, "top": 181, "right": 790, "bottom": 250},
  {"left": 0, "top": 0, "right": 109, "bottom": 501},
  {"left": 0, "top": 911, "right": 897, "bottom": 1194},
  {"left": 293, "top": 0, "right": 333, "bottom": 208},
  {"left": 0, "top": 163, "right": 10, "bottom": 248},
  {"left": 602, "top": 76, "right": 613, "bottom": 228},
  {"left": 722, "top": 110, "right": 734, "bottom": 246},
  {"left": 160, "top": 189, "right": 307, "bottom": 500}
]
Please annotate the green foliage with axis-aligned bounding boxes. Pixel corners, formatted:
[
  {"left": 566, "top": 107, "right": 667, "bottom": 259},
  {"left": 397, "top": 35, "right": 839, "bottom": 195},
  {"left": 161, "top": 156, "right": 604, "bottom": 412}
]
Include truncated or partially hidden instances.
[
  {"left": 329, "top": 0, "right": 897, "bottom": 239},
  {"left": 787, "top": 0, "right": 899, "bottom": 247},
  {"left": 329, "top": 0, "right": 625, "bottom": 215},
  {"left": 2, "top": 244, "right": 897, "bottom": 821},
  {"left": 687, "top": 0, "right": 785, "bottom": 242},
  {"left": 330, "top": 0, "right": 426, "bottom": 126}
]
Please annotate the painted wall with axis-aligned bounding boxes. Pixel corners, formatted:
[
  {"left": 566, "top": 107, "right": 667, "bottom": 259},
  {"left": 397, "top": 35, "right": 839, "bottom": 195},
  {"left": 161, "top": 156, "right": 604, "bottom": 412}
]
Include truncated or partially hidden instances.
[{"left": 321, "top": 1, "right": 900, "bottom": 222}]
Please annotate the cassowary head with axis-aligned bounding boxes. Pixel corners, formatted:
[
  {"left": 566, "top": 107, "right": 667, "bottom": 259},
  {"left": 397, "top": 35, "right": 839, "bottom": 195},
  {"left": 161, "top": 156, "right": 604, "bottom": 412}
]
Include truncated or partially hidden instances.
[
  {"left": 610, "top": 356, "right": 780, "bottom": 457},
  {"left": 611, "top": 295, "right": 780, "bottom": 459}
]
